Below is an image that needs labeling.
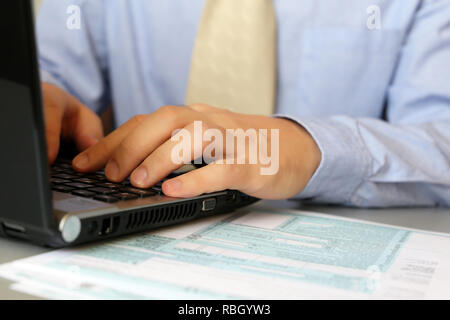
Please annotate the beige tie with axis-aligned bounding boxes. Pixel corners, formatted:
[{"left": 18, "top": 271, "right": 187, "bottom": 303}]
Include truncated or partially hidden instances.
[{"left": 185, "top": 0, "right": 277, "bottom": 116}]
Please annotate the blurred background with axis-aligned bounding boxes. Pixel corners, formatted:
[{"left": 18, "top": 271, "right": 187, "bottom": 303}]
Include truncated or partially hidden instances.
[{"left": 33, "top": 0, "right": 42, "bottom": 17}]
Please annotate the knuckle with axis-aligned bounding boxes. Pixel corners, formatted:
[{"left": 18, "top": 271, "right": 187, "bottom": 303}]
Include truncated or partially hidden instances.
[
  {"left": 129, "top": 114, "right": 147, "bottom": 126},
  {"left": 150, "top": 150, "right": 168, "bottom": 168},
  {"left": 96, "top": 140, "right": 112, "bottom": 158},
  {"left": 189, "top": 103, "right": 209, "bottom": 112},
  {"left": 117, "top": 137, "right": 136, "bottom": 156},
  {"left": 216, "top": 108, "right": 232, "bottom": 116},
  {"left": 209, "top": 111, "right": 235, "bottom": 127},
  {"left": 158, "top": 105, "right": 181, "bottom": 121},
  {"left": 183, "top": 121, "right": 196, "bottom": 131},
  {"left": 200, "top": 120, "right": 214, "bottom": 132},
  {"left": 185, "top": 120, "right": 211, "bottom": 132}
]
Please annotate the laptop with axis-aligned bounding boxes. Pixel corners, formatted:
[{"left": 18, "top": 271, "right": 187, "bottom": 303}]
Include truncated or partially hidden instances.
[{"left": 0, "top": 1, "right": 258, "bottom": 247}]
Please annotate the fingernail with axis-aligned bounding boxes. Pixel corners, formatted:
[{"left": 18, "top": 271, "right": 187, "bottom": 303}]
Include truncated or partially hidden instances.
[
  {"left": 73, "top": 154, "right": 88, "bottom": 169},
  {"left": 105, "top": 159, "right": 119, "bottom": 180},
  {"left": 131, "top": 167, "right": 148, "bottom": 187},
  {"left": 165, "top": 180, "right": 182, "bottom": 193}
]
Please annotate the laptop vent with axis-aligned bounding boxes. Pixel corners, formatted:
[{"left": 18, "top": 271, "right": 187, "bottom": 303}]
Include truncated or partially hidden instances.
[{"left": 125, "top": 202, "right": 198, "bottom": 230}]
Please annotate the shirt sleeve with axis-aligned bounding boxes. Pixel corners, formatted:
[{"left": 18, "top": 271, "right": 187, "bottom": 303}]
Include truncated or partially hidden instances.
[
  {"left": 278, "top": 0, "right": 450, "bottom": 208},
  {"left": 36, "top": 0, "right": 110, "bottom": 113}
]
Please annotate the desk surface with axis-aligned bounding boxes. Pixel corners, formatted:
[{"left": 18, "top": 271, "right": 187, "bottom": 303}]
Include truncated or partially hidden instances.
[{"left": 1, "top": 200, "right": 449, "bottom": 299}]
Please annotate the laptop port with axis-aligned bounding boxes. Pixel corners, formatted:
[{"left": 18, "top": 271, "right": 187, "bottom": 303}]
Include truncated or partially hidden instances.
[
  {"left": 202, "top": 198, "right": 216, "bottom": 212},
  {"left": 99, "top": 217, "right": 120, "bottom": 236},
  {"left": 87, "top": 221, "right": 98, "bottom": 235},
  {"left": 225, "top": 193, "right": 236, "bottom": 203}
]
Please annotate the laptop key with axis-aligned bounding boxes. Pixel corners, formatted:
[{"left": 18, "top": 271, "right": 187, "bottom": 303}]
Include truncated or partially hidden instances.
[
  {"left": 151, "top": 186, "right": 162, "bottom": 194},
  {"left": 59, "top": 168, "right": 76, "bottom": 175},
  {"left": 93, "top": 195, "right": 119, "bottom": 203},
  {"left": 71, "top": 189, "right": 97, "bottom": 198},
  {"left": 120, "top": 187, "right": 157, "bottom": 198},
  {"left": 58, "top": 162, "right": 72, "bottom": 169},
  {"left": 97, "top": 182, "right": 122, "bottom": 189},
  {"left": 71, "top": 172, "right": 86, "bottom": 176},
  {"left": 120, "top": 180, "right": 131, "bottom": 187},
  {"left": 52, "top": 185, "right": 75, "bottom": 193},
  {"left": 65, "top": 182, "right": 92, "bottom": 189},
  {"left": 86, "top": 174, "right": 106, "bottom": 181},
  {"left": 51, "top": 178, "right": 70, "bottom": 185},
  {"left": 88, "top": 187, "right": 116, "bottom": 195},
  {"left": 76, "top": 178, "right": 99, "bottom": 184},
  {"left": 111, "top": 193, "right": 139, "bottom": 201},
  {"left": 53, "top": 173, "right": 79, "bottom": 180}
]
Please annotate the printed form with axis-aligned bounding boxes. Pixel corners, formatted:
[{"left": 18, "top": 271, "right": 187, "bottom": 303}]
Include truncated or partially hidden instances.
[{"left": 1, "top": 208, "right": 449, "bottom": 299}]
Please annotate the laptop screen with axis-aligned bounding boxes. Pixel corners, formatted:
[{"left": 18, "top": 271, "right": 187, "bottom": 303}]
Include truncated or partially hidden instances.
[
  {"left": 0, "top": 1, "right": 35, "bottom": 87},
  {"left": 0, "top": 0, "right": 53, "bottom": 229}
]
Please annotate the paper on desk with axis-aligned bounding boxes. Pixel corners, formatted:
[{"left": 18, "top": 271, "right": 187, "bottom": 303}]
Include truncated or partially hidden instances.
[{"left": 1, "top": 208, "right": 449, "bottom": 299}]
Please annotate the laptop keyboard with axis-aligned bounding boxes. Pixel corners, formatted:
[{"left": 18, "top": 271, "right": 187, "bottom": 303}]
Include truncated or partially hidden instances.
[{"left": 50, "top": 159, "right": 162, "bottom": 203}]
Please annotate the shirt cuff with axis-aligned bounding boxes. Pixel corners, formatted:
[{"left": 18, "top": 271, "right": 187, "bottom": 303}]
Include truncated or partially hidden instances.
[
  {"left": 274, "top": 114, "right": 372, "bottom": 205},
  {"left": 39, "top": 69, "right": 66, "bottom": 89},
  {"left": 39, "top": 69, "right": 105, "bottom": 114}
]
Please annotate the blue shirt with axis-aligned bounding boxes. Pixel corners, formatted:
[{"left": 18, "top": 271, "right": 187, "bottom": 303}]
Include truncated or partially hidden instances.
[{"left": 36, "top": 0, "right": 450, "bottom": 207}]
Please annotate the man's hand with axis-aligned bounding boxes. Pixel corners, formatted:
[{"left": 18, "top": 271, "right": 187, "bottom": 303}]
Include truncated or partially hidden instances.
[
  {"left": 73, "top": 104, "right": 321, "bottom": 200},
  {"left": 42, "top": 83, "right": 104, "bottom": 163}
]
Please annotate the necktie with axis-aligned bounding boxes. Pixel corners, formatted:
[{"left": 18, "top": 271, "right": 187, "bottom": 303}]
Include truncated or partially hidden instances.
[{"left": 185, "top": 0, "right": 277, "bottom": 116}]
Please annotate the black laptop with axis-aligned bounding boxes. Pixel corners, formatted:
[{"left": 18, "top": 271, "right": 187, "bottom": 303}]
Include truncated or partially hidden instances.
[{"left": 0, "top": 1, "right": 257, "bottom": 247}]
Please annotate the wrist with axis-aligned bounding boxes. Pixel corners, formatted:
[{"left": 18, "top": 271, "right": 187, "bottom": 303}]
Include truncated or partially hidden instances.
[{"left": 279, "top": 118, "right": 322, "bottom": 191}]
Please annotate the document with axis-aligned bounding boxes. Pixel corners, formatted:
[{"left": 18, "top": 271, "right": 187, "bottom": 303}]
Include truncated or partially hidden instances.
[{"left": 1, "top": 208, "right": 449, "bottom": 299}]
